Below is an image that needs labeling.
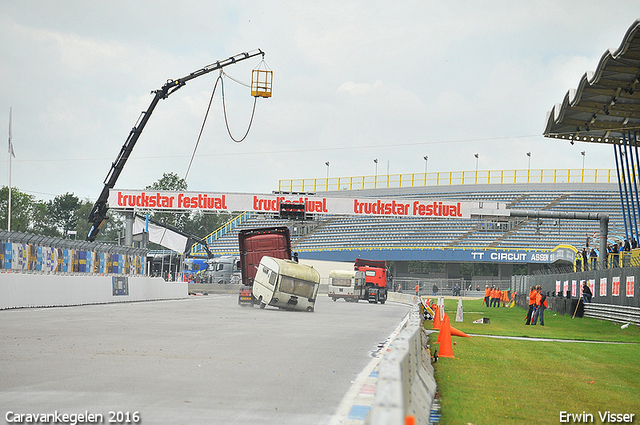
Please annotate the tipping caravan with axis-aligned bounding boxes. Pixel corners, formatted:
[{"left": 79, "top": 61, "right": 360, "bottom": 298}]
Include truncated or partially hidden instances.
[
  {"left": 252, "top": 256, "right": 320, "bottom": 312},
  {"left": 328, "top": 269, "right": 366, "bottom": 302}
]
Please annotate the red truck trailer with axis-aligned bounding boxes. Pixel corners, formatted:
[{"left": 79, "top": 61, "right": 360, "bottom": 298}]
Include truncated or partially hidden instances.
[{"left": 237, "top": 226, "right": 291, "bottom": 305}]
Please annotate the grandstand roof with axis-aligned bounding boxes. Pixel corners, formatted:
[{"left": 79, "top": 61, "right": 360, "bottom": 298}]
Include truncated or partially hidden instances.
[{"left": 543, "top": 18, "right": 640, "bottom": 144}]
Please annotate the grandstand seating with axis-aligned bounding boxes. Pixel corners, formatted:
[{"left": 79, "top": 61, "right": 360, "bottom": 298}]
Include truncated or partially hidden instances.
[{"left": 199, "top": 183, "right": 626, "bottom": 259}]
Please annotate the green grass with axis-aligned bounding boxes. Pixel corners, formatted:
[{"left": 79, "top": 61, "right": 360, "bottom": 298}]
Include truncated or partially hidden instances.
[{"left": 428, "top": 299, "right": 640, "bottom": 425}]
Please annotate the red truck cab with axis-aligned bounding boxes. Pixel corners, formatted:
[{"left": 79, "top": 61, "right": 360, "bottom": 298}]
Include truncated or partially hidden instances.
[
  {"left": 237, "top": 227, "right": 291, "bottom": 306},
  {"left": 354, "top": 258, "right": 389, "bottom": 304}
]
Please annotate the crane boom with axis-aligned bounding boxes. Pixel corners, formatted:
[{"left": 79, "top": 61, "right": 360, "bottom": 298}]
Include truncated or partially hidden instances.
[{"left": 87, "top": 49, "right": 265, "bottom": 241}]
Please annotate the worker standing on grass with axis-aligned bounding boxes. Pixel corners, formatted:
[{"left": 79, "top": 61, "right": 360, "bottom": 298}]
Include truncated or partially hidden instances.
[
  {"left": 501, "top": 289, "right": 509, "bottom": 307},
  {"left": 532, "top": 285, "right": 547, "bottom": 326},
  {"left": 484, "top": 285, "right": 491, "bottom": 306},
  {"left": 525, "top": 285, "right": 536, "bottom": 325},
  {"left": 492, "top": 286, "right": 500, "bottom": 308}
]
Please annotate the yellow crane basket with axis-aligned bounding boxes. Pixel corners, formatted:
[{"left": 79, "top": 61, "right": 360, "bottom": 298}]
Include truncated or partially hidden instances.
[{"left": 251, "top": 68, "right": 273, "bottom": 98}]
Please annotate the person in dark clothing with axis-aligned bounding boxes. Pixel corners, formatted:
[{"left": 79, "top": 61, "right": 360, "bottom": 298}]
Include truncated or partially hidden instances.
[
  {"left": 525, "top": 286, "right": 536, "bottom": 325},
  {"left": 582, "top": 281, "right": 592, "bottom": 303},
  {"left": 590, "top": 248, "right": 598, "bottom": 270}
]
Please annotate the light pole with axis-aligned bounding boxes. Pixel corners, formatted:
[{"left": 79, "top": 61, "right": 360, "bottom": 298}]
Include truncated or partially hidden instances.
[
  {"left": 581, "top": 151, "right": 585, "bottom": 170},
  {"left": 325, "top": 161, "right": 330, "bottom": 190},
  {"left": 474, "top": 153, "right": 479, "bottom": 171},
  {"left": 423, "top": 155, "right": 428, "bottom": 174},
  {"left": 374, "top": 158, "right": 378, "bottom": 175},
  {"left": 526, "top": 152, "right": 531, "bottom": 170}
]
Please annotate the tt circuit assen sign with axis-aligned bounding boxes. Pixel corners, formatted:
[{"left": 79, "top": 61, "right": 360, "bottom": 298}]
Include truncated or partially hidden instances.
[{"left": 109, "top": 189, "right": 508, "bottom": 219}]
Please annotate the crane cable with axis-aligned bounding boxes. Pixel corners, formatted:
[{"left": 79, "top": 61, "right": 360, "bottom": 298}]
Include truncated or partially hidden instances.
[
  {"left": 184, "top": 70, "right": 258, "bottom": 180},
  {"left": 220, "top": 72, "right": 258, "bottom": 143},
  {"left": 184, "top": 74, "right": 221, "bottom": 180}
]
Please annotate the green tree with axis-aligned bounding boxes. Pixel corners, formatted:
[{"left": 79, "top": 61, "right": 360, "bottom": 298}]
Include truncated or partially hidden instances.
[
  {"left": 31, "top": 200, "right": 60, "bottom": 236},
  {"left": 146, "top": 172, "right": 188, "bottom": 192},
  {"left": 0, "top": 186, "right": 35, "bottom": 232},
  {"left": 47, "top": 193, "right": 82, "bottom": 236},
  {"left": 145, "top": 172, "right": 189, "bottom": 231},
  {"left": 74, "top": 201, "right": 125, "bottom": 242},
  {"left": 183, "top": 211, "right": 232, "bottom": 239}
]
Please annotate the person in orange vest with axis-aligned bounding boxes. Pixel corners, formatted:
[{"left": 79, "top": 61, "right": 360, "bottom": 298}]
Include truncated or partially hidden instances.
[
  {"left": 501, "top": 290, "right": 509, "bottom": 307},
  {"left": 483, "top": 285, "right": 491, "bottom": 306},
  {"left": 532, "top": 285, "right": 547, "bottom": 326},
  {"left": 492, "top": 286, "right": 500, "bottom": 308},
  {"left": 414, "top": 283, "right": 420, "bottom": 296},
  {"left": 525, "top": 285, "right": 537, "bottom": 325}
]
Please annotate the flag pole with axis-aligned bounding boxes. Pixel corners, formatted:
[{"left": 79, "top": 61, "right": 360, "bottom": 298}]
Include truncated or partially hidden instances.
[{"left": 8, "top": 107, "right": 12, "bottom": 232}]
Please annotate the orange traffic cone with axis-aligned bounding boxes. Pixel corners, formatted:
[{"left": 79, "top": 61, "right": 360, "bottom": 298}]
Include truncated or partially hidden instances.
[
  {"left": 449, "top": 325, "right": 471, "bottom": 338},
  {"left": 432, "top": 305, "right": 441, "bottom": 329},
  {"left": 436, "top": 313, "right": 449, "bottom": 343},
  {"left": 437, "top": 316, "right": 455, "bottom": 358}
]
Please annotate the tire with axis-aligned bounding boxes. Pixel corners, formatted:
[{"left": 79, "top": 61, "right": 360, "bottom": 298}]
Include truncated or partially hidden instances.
[
  {"left": 259, "top": 296, "right": 266, "bottom": 309},
  {"left": 306, "top": 306, "right": 314, "bottom": 312}
]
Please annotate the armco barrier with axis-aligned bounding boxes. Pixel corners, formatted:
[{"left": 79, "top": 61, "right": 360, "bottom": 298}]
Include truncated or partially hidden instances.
[
  {"left": 366, "top": 293, "right": 437, "bottom": 424},
  {"left": 583, "top": 303, "right": 640, "bottom": 326},
  {"left": 0, "top": 272, "right": 187, "bottom": 309}
]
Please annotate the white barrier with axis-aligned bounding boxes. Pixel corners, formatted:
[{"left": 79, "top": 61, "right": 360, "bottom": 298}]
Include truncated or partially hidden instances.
[
  {"left": 0, "top": 272, "right": 187, "bottom": 309},
  {"left": 367, "top": 293, "right": 437, "bottom": 424}
]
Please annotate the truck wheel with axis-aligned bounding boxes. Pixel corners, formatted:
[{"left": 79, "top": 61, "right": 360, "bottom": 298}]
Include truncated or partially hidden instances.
[
  {"left": 332, "top": 297, "right": 337, "bottom": 302},
  {"left": 306, "top": 306, "right": 314, "bottom": 312},
  {"left": 259, "top": 296, "right": 266, "bottom": 309}
]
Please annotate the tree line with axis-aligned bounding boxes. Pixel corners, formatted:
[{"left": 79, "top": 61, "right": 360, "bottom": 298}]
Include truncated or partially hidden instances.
[{"left": 0, "top": 172, "right": 231, "bottom": 246}]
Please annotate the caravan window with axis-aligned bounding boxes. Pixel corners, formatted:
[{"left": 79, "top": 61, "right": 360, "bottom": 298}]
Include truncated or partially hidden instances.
[
  {"left": 279, "top": 275, "right": 315, "bottom": 299},
  {"left": 331, "top": 277, "right": 351, "bottom": 287},
  {"left": 269, "top": 269, "right": 277, "bottom": 286}
]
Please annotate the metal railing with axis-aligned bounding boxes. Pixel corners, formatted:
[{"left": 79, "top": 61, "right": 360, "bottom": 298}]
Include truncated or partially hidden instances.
[
  {"left": 279, "top": 168, "right": 617, "bottom": 192},
  {"left": 583, "top": 303, "right": 640, "bottom": 326},
  {"left": 190, "top": 212, "right": 255, "bottom": 256}
]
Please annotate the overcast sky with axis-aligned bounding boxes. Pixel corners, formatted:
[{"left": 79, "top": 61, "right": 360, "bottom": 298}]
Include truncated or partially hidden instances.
[{"left": 1, "top": 1, "right": 638, "bottom": 202}]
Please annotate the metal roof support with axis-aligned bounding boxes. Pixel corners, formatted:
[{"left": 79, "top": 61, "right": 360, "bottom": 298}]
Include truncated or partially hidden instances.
[
  {"left": 630, "top": 130, "right": 640, "bottom": 245},
  {"left": 509, "top": 210, "right": 609, "bottom": 270},
  {"left": 621, "top": 135, "right": 638, "bottom": 242},
  {"left": 614, "top": 143, "right": 630, "bottom": 240}
]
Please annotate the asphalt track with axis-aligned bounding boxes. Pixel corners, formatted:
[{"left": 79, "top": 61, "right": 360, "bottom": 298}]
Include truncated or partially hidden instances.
[{"left": 0, "top": 294, "right": 410, "bottom": 425}]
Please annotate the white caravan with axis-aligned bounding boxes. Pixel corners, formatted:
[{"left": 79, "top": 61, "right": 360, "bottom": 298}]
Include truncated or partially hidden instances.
[
  {"left": 328, "top": 269, "right": 366, "bottom": 302},
  {"left": 252, "top": 256, "right": 320, "bottom": 312}
]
